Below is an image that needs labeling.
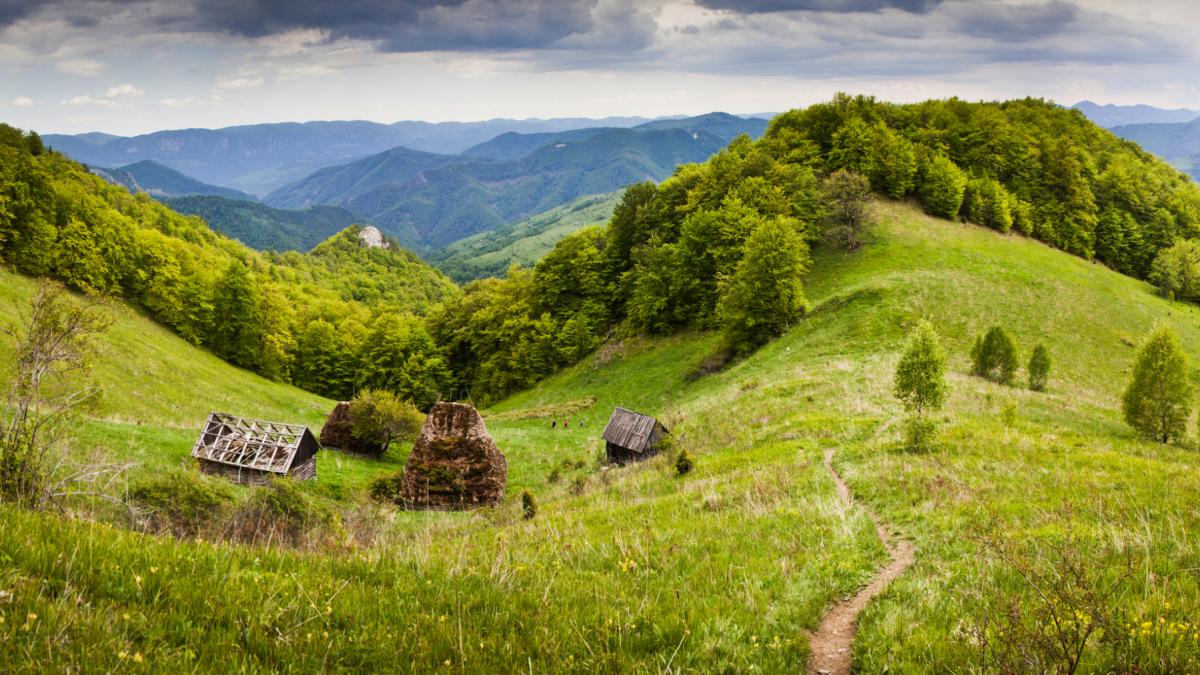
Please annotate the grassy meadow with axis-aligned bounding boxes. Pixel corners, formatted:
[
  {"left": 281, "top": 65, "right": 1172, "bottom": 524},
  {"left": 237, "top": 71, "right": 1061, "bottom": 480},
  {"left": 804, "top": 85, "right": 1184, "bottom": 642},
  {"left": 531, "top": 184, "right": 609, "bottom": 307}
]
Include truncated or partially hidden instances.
[{"left": 2, "top": 200, "right": 1200, "bottom": 670}]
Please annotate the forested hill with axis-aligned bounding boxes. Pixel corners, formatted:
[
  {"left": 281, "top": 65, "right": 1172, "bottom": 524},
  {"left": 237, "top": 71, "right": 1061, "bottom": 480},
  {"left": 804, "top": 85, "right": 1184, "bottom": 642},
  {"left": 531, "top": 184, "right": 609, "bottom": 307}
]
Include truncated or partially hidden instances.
[
  {"left": 430, "top": 95, "right": 1200, "bottom": 403},
  {"left": 90, "top": 160, "right": 257, "bottom": 201},
  {"left": 0, "top": 124, "right": 458, "bottom": 406},
  {"left": 293, "top": 126, "right": 737, "bottom": 252},
  {"left": 162, "top": 195, "right": 362, "bottom": 252}
]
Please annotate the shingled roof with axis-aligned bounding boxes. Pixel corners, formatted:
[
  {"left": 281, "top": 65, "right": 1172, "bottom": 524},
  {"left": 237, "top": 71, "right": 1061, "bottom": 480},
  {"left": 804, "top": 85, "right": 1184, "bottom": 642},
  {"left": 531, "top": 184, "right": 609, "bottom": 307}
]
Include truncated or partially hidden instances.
[{"left": 602, "top": 407, "right": 661, "bottom": 454}]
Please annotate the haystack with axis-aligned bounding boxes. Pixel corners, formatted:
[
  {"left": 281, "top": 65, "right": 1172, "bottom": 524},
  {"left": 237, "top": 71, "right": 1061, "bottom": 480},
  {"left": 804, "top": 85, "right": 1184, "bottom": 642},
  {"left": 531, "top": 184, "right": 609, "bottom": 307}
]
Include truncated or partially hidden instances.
[
  {"left": 318, "top": 401, "right": 385, "bottom": 455},
  {"left": 401, "top": 402, "right": 506, "bottom": 509}
]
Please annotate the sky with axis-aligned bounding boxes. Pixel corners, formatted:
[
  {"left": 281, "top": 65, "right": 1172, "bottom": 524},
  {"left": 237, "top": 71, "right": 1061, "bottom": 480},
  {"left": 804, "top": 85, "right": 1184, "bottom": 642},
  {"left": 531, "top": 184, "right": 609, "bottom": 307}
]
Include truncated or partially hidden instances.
[{"left": 1, "top": 0, "right": 1198, "bottom": 135}]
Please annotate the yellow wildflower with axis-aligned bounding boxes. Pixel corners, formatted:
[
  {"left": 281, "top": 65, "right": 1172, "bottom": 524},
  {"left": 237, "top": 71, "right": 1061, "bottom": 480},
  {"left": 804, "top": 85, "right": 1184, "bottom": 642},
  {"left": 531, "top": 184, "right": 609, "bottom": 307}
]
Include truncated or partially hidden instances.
[{"left": 133, "top": 653, "right": 144, "bottom": 664}]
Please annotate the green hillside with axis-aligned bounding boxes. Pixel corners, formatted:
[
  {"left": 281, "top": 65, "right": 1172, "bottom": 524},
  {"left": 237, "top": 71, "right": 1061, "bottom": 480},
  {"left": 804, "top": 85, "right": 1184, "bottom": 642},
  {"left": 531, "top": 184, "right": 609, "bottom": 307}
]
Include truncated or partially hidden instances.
[
  {"left": 5, "top": 201, "right": 1200, "bottom": 669},
  {"left": 163, "top": 195, "right": 361, "bottom": 251},
  {"left": 0, "top": 125, "right": 458, "bottom": 404},
  {"left": 0, "top": 264, "right": 410, "bottom": 495},
  {"left": 431, "top": 191, "right": 621, "bottom": 281}
]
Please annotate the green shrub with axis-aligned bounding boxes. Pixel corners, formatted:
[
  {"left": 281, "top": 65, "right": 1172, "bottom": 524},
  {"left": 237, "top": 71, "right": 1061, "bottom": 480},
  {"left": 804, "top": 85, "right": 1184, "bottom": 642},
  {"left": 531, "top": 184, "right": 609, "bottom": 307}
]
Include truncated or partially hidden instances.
[
  {"left": 971, "top": 325, "right": 1020, "bottom": 385},
  {"left": 237, "top": 478, "right": 330, "bottom": 543},
  {"left": 521, "top": 489, "right": 537, "bottom": 520},
  {"left": 1000, "top": 400, "right": 1018, "bottom": 427},
  {"left": 1121, "top": 325, "right": 1192, "bottom": 443},
  {"left": 1028, "top": 343, "right": 1051, "bottom": 391},
  {"left": 129, "top": 469, "right": 234, "bottom": 536},
  {"left": 675, "top": 449, "right": 695, "bottom": 476},
  {"left": 368, "top": 471, "right": 406, "bottom": 504},
  {"left": 348, "top": 389, "right": 425, "bottom": 457}
]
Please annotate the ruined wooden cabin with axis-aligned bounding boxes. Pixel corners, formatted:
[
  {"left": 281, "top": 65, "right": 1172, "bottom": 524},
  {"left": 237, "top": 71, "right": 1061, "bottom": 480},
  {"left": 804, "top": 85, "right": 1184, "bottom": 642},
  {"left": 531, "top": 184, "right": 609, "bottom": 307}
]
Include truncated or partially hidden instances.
[
  {"left": 191, "top": 412, "right": 320, "bottom": 485},
  {"left": 602, "top": 407, "right": 668, "bottom": 465}
]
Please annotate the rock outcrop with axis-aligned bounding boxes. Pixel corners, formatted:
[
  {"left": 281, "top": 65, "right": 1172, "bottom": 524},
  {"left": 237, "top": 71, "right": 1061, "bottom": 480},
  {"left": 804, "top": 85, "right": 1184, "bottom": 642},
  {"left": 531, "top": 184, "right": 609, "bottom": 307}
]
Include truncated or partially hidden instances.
[
  {"left": 358, "top": 225, "right": 388, "bottom": 249},
  {"left": 401, "top": 402, "right": 507, "bottom": 509}
]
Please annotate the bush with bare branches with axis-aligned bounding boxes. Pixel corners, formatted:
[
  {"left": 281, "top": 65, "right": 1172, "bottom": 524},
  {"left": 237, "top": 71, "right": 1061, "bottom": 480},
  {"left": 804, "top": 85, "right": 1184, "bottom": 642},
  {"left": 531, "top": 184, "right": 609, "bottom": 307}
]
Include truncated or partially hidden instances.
[{"left": 0, "top": 281, "right": 110, "bottom": 508}]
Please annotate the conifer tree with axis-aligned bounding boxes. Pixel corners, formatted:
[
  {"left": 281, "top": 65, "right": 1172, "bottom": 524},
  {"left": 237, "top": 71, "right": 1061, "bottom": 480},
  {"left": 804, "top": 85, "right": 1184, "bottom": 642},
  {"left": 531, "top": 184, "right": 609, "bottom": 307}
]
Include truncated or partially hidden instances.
[
  {"left": 971, "top": 326, "right": 1020, "bottom": 385},
  {"left": 1028, "top": 343, "right": 1051, "bottom": 392},
  {"left": 1122, "top": 325, "right": 1192, "bottom": 443}
]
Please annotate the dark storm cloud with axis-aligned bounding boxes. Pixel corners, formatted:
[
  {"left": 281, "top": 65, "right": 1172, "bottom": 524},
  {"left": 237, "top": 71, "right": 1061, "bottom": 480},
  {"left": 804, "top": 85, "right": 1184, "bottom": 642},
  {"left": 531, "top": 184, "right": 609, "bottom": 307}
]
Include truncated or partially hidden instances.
[
  {"left": 0, "top": 0, "right": 41, "bottom": 26},
  {"left": 0, "top": 0, "right": 642, "bottom": 52},
  {"left": 693, "top": 0, "right": 942, "bottom": 14},
  {"left": 162, "top": 0, "right": 608, "bottom": 52},
  {"left": 946, "top": 0, "right": 1078, "bottom": 41}
]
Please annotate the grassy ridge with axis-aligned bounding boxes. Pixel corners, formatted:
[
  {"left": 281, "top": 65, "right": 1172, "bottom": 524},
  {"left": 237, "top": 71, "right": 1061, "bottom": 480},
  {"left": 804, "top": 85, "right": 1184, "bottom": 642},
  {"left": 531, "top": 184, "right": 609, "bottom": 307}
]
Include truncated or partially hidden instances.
[
  {"left": 3, "top": 200, "right": 1200, "bottom": 669},
  {"left": 432, "top": 191, "right": 621, "bottom": 282}
]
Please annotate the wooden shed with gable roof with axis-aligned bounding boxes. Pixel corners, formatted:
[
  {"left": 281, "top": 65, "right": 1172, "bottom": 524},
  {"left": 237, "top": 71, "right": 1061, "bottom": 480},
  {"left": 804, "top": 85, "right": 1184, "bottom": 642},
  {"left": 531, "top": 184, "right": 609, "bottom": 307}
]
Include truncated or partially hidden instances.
[
  {"left": 602, "top": 407, "right": 668, "bottom": 465},
  {"left": 191, "top": 412, "right": 320, "bottom": 485}
]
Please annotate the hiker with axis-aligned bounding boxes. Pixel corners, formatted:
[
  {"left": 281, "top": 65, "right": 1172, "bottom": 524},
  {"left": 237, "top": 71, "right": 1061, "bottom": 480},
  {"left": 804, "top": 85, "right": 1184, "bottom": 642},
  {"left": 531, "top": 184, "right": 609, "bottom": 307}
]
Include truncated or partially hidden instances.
[
  {"left": 564, "top": 418, "right": 569, "bottom": 429},
  {"left": 552, "top": 420, "right": 557, "bottom": 429}
]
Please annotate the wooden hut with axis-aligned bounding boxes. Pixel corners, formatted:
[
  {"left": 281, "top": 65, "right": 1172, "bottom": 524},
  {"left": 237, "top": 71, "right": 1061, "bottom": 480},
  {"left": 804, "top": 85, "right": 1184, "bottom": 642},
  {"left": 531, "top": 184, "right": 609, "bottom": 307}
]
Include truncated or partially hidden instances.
[
  {"left": 191, "top": 412, "right": 320, "bottom": 485},
  {"left": 602, "top": 407, "right": 668, "bottom": 465}
]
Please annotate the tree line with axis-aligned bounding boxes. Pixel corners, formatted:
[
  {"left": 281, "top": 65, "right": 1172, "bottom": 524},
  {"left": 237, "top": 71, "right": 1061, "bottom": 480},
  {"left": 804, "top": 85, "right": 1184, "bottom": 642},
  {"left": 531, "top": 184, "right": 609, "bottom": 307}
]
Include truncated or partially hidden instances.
[
  {"left": 434, "top": 95, "right": 1200, "bottom": 402},
  {"left": 5, "top": 94, "right": 1200, "bottom": 408}
]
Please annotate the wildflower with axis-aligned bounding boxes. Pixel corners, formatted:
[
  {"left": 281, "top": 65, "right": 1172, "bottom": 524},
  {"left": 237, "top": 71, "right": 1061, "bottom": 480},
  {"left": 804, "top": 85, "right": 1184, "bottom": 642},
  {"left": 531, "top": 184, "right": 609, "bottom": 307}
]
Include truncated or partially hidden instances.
[
  {"left": 443, "top": 660, "right": 451, "bottom": 667},
  {"left": 134, "top": 575, "right": 143, "bottom": 585},
  {"left": 0, "top": 615, "right": 5, "bottom": 624},
  {"left": 133, "top": 653, "right": 144, "bottom": 663},
  {"left": 119, "top": 651, "right": 128, "bottom": 660},
  {"left": 123, "top": 613, "right": 131, "bottom": 621},
  {"left": 26, "top": 613, "right": 36, "bottom": 622},
  {"left": 149, "top": 567, "right": 158, "bottom": 574}
]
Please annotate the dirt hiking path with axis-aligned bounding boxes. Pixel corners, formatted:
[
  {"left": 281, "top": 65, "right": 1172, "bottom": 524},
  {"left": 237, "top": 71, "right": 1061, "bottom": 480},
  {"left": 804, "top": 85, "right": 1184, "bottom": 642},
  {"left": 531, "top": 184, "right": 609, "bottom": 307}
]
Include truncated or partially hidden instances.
[{"left": 807, "top": 449, "right": 915, "bottom": 675}]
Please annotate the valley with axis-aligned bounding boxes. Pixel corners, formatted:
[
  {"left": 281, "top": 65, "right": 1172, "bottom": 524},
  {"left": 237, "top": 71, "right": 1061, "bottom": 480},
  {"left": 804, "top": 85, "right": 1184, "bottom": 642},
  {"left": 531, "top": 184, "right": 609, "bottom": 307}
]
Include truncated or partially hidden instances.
[{"left": 4, "top": 90, "right": 1200, "bottom": 673}]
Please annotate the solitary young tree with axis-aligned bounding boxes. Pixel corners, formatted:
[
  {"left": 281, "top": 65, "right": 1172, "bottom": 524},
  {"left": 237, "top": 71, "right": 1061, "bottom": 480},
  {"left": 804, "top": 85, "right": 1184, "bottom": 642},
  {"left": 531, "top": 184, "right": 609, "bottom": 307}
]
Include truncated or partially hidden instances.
[
  {"left": 1121, "top": 325, "right": 1192, "bottom": 443},
  {"left": 894, "top": 320, "right": 948, "bottom": 449},
  {"left": 1028, "top": 343, "right": 1051, "bottom": 392}
]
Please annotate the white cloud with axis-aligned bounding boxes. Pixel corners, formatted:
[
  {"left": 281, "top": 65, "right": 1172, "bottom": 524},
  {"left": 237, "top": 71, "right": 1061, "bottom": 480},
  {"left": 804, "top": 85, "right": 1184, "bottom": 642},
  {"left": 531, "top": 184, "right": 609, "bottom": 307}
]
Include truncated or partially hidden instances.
[
  {"left": 62, "top": 94, "right": 115, "bottom": 107},
  {"left": 61, "top": 83, "right": 144, "bottom": 107},
  {"left": 215, "top": 76, "right": 264, "bottom": 90},
  {"left": 56, "top": 58, "right": 104, "bottom": 76},
  {"left": 105, "top": 83, "right": 144, "bottom": 98},
  {"left": 11, "top": 96, "right": 33, "bottom": 107},
  {"left": 161, "top": 95, "right": 221, "bottom": 107}
]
